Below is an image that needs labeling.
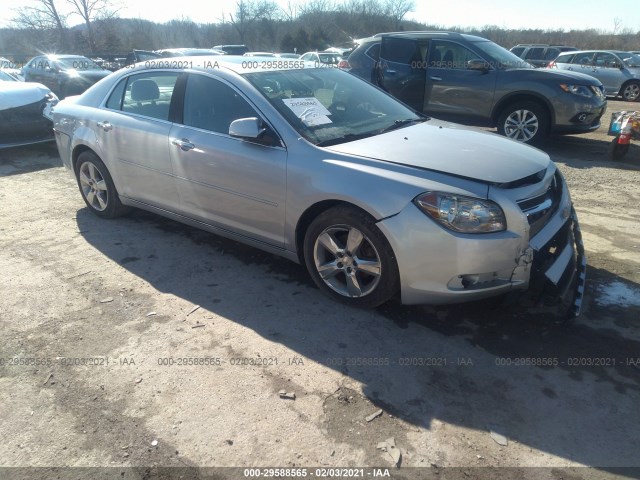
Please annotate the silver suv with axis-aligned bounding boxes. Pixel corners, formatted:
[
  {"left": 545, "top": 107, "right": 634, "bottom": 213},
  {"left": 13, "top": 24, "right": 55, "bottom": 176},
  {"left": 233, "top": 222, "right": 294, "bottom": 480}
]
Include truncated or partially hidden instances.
[{"left": 550, "top": 50, "right": 640, "bottom": 102}]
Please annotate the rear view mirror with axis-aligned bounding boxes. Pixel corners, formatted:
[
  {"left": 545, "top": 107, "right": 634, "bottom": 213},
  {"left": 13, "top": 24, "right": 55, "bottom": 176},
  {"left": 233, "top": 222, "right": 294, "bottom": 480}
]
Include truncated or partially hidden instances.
[
  {"left": 467, "top": 59, "right": 490, "bottom": 72},
  {"left": 229, "top": 117, "right": 265, "bottom": 139}
]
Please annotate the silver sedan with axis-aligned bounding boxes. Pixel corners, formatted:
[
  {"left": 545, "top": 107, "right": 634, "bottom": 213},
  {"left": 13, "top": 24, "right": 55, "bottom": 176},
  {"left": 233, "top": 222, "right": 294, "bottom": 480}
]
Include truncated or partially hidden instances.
[{"left": 53, "top": 57, "right": 585, "bottom": 313}]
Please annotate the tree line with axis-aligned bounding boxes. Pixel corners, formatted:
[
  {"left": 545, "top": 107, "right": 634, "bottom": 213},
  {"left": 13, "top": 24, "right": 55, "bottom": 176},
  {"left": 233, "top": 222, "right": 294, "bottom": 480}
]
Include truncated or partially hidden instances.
[{"left": 1, "top": 0, "right": 639, "bottom": 62}]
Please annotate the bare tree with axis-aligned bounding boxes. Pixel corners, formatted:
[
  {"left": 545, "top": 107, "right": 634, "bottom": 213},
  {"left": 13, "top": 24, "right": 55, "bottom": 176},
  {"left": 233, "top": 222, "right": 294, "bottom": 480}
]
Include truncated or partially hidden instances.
[
  {"left": 227, "top": 0, "right": 280, "bottom": 44},
  {"left": 12, "top": 0, "right": 69, "bottom": 50},
  {"left": 613, "top": 17, "right": 623, "bottom": 35},
  {"left": 384, "top": 0, "right": 415, "bottom": 30},
  {"left": 65, "top": 0, "right": 119, "bottom": 53}
]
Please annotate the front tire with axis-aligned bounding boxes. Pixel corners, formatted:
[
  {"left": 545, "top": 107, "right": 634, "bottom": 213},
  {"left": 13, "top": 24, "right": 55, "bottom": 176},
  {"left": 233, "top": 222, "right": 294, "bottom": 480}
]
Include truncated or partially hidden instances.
[
  {"left": 303, "top": 206, "right": 399, "bottom": 308},
  {"left": 74, "top": 151, "right": 129, "bottom": 218},
  {"left": 621, "top": 81, "right": 640, "bottom": 102},
  {"left": 497, "top": 102, "right": 549, "bottom": 144}
]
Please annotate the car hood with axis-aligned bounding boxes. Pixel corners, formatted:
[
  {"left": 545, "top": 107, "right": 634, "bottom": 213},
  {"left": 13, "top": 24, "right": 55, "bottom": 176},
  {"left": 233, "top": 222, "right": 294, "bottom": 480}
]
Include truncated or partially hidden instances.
[
  {"left": 510, "top": 67, "right": 604, "bottom": 85},
  {"left": 0, "top": 81, "right": 51, "bottom": 110},
  {"left": 324, "top": 120, "right": 552, "bottom": 185}
]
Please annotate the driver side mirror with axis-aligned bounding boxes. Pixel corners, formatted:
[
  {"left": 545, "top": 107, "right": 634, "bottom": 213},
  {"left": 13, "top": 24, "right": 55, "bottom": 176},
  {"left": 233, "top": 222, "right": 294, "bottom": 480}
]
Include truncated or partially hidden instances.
[
  {"left": 229, "top": 117, "right": 266, "bottom": 139},
  {"left": 466, "top": 59, "right": 490, "bottom": 72}
]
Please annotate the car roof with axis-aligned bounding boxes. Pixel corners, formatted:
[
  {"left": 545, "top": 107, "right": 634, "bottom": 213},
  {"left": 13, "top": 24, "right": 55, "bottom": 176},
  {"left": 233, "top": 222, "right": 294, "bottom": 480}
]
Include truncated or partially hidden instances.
[
  {"left": 559, "top": 50, "right": 621, "bottom": 54},
  {"left": 127, "top": 55, "right": 316, "bottom": 74},
  {"left": 374, "top": 31, "right": 488, "bottom": 42}
]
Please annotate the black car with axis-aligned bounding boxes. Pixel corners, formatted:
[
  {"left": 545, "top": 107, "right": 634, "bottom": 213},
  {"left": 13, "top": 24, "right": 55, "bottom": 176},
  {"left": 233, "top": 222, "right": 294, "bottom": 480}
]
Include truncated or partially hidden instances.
[
  {"left": 123, "top": 50, "right": 162, "bottom": 67},
  {"left": 510, "top": 44, "right": 577, "bottom": 68},
  {"left": 0, "top": 74, "right": 58, "bottom": 148},
  {"left": 212, "top": 45, "right": 249, "bottom": 55},
  {"left": 345, "top": 32, "right": 606, "bottom": 144},
  {"left": 22, "top": 55, "right": 111, "bottom": 98}
]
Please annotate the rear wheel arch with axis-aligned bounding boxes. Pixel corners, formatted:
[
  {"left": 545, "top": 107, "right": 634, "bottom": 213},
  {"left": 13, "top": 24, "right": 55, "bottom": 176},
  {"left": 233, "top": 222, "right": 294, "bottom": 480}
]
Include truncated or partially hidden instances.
[{"left": 71, "top": 144, "right": 95, "bottom": 171}]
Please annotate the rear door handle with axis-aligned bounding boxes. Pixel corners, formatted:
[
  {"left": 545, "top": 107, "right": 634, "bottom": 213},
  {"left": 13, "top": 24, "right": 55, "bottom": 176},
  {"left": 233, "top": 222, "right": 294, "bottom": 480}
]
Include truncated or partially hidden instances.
[
  {"left": 171, "top": 138, "right": 195, "bottom": 151},
  {"left": 385, "top": 69, "right": 397, "bottom": 75},
  {"left": 430, "top": 76, "right": 443, "bottom": 81},
  {"left": 97, "top": 121, "right": 112, "bottom": 131}
]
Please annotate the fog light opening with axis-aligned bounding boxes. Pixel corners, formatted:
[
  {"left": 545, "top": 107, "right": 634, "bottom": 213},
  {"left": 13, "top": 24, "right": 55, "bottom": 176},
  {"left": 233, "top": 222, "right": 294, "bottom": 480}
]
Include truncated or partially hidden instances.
[{"left": 460, "top": 274, "right": 480, "bottom": 288}]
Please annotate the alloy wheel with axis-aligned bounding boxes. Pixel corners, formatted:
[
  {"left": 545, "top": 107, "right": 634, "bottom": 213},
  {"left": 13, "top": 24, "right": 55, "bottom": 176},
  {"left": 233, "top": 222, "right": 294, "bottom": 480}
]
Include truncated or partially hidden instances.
[
  {"left": 78, "top": 161, "right": 108, "bottom": 211},
  {"left": 313, "top": 225, "right": 382, "bottom": 298},
  {"left": 503, "top": 109, "right": 539, "bottom": 142}
]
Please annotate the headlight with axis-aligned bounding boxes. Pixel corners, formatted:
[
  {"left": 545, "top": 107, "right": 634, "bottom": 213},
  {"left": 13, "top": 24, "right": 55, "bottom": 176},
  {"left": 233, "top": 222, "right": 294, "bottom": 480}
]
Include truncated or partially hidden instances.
[
  {"left": 414, "top": 192, "right": 506, "bottom": 233},
  {"left": 559, "top": 83, "right": 593, "bottom": 97}
]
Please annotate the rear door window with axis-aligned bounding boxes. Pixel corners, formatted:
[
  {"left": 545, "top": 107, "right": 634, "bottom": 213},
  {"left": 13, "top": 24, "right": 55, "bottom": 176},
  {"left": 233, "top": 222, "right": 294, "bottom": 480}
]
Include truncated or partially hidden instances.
[
  {"left": 572, "top": 52, "right": 595, "bottom": 66},
  {"left": 381, "top": 37, "right": 425, "bottom": 65},
  {"left": 524, "top": 48, "right": 545, "bottom": 60},
  {"left": 106, "top": 71, "right": 180, "bottom": 121},
  {"left": 544, "top": 48, "right": 561, "bottom": 61}
]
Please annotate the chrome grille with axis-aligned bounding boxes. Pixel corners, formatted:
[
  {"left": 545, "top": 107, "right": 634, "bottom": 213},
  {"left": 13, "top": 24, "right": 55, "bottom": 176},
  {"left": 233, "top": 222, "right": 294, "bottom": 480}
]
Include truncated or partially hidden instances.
[{"left": 517, "top": 171, "right": 562, "bottom": 238}]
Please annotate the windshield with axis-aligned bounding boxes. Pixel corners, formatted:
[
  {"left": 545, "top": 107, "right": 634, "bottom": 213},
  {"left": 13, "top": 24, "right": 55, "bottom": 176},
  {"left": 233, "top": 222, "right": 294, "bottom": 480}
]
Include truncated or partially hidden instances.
[
  {"left": 244, "top": 68, "right": 423, "bottom": 146},
  {"left": 621, "top": 53, "right": 640, "bottom": 67},
  {"left": 54, "top": 57, "right": 102, "bottom": 71},
  {"left": 472, "top": 40, "right": 533, "bottom": 69}
]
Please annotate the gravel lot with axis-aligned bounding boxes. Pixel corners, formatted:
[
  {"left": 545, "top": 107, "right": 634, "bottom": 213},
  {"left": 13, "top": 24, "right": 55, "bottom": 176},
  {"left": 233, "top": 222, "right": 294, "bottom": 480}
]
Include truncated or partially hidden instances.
[{"left": 0, "top": 99, "right": 639, "bottom": 480}]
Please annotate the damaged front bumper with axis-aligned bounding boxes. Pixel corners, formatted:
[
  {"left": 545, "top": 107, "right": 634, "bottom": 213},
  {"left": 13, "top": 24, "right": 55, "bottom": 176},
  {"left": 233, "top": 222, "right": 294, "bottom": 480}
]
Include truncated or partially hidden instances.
[
  {"left": 526, "top": 208, "right": 586, "bottom": 317},
  {"left": 377, "top": 194, "right": 586, "bottom": 317}
]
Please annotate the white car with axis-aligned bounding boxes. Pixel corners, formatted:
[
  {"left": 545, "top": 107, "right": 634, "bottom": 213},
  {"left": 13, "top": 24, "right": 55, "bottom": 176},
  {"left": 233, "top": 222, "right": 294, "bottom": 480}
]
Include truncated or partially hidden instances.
[{"left": 0, "top": 75, "right": 58, "bottom": 148}]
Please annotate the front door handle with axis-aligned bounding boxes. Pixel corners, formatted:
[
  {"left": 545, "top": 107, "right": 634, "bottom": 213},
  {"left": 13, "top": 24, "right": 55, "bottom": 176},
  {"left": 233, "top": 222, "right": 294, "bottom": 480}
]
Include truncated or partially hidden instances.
[
  {"left": 171, "top": 138, "right": 195, "bottom": 151},
  {"left": 430, "top": 76, "right": 443, "bottom": 81},
  {"left": 97, "top": 121, "right": 112, "bottom": 131}
]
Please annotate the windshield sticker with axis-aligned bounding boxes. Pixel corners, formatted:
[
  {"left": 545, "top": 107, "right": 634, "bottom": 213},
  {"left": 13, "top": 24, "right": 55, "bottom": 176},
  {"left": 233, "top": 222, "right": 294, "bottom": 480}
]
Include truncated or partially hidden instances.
[{"left": 282, "top": 97, "right": 332, "bottom": 126}]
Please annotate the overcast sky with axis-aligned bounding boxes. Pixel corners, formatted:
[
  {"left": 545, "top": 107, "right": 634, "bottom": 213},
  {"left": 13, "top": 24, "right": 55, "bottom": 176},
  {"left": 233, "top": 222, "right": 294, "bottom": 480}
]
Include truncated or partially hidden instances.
[{"left": 0, "top": 0, "right": 638, "bottom": 32}]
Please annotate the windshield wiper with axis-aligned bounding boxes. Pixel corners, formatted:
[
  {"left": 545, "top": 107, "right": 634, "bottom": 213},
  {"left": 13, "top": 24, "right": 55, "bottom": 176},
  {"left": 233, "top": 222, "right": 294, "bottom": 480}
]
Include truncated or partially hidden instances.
[
  {"left": 316, "top": 132, "right": 379, "bottom": 147},
  {"left": 378, "top": 117, "right": 428, "bottom": 134}
]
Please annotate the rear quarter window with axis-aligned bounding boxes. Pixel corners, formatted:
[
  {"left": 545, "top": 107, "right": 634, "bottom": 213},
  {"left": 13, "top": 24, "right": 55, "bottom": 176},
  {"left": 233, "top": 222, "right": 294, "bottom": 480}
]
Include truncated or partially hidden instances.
[{"left": 365, "top": 43, "right": 380, "bottom": 61}]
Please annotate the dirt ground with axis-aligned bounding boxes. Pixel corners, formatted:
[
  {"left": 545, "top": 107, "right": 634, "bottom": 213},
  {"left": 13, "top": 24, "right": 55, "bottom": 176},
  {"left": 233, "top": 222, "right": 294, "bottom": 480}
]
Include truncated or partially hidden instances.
[{"left": 0, "top": 99, "right": 639, "bottom": 480}]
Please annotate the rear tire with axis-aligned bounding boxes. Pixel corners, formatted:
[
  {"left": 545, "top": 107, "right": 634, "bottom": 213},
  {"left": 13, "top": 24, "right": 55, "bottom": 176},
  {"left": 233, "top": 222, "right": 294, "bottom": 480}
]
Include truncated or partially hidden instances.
[
  {"left": 74, "top": 151, "right": 129, "bottom": 218},
  {"left": 497, "top": 101, "right": 549, "bottom": 144}
]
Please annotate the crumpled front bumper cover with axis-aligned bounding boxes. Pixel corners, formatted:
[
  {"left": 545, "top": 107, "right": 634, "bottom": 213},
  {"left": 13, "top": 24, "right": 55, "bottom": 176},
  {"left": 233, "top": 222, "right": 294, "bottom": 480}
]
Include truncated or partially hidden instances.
[{"left": 527, "top": 208, "right": 586, "bottom": 317}]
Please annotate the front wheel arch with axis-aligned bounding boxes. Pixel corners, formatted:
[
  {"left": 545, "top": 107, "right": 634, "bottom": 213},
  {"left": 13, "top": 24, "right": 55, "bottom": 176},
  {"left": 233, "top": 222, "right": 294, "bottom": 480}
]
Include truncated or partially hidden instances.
[
  {"left": 302, "top": 204, "right": 400, "bottom": 307},
  {"left": 295, "top": 200, "right": 384, "bottom": 264}
]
